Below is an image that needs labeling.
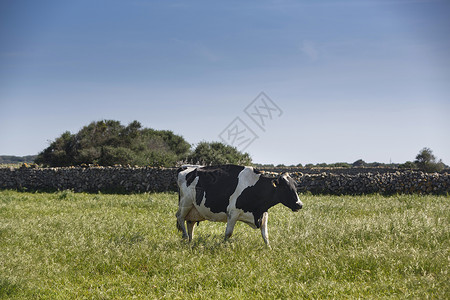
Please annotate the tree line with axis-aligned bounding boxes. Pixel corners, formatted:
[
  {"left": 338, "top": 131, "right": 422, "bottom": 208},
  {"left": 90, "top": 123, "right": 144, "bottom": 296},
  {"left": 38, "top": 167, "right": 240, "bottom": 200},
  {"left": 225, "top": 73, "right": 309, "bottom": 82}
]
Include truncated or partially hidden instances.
[
  {"left": 257, "top": 148, "right": 447, "bottom": 173},
  {"left": 3, "top": 119, "right": 446, "bottom": 172},
  {"left": 34, "top": 120, "right": 251, "bottom": 167},
  {"left": 0, "top": 155, "right": 37, "bottom": 164}
]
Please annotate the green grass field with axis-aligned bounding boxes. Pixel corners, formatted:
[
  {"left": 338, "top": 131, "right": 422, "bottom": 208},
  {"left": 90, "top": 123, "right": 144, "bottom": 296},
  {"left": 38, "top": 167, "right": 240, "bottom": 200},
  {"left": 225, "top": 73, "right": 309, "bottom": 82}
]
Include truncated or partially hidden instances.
[{"left": 0, "top": 190, "right": 448, "bottom": 299}]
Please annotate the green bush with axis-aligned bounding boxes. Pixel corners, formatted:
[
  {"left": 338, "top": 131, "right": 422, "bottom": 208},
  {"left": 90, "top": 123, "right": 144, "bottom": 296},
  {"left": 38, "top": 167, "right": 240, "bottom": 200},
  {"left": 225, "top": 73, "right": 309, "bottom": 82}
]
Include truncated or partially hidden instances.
[
  {"left": 187, "top": 142, "right": 252, "bottom": 166},
  {"left": 331, "top": 162, "right": 351, "bottom": 168},
  {"left": 352, "top": 159, "right": 367, "bottom": 167},
  {"left": 35, "top": 120, "right": 190, "bottom": 167},
  {"left": 414, "top": 147, "right": 445, "bottom": 173},
  {"left": 399, "top": 161, "right": 417, "bottom": 170}
]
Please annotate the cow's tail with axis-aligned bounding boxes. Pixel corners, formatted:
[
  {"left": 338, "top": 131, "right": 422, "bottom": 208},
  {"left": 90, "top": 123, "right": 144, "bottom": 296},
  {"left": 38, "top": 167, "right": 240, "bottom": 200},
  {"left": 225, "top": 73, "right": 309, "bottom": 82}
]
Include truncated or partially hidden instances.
[
  {"left": 176, "top": 168, "right": 182, "bottom": 231},
  {"left": 176, "top": 190, "right": 183, "bottom": 232}
]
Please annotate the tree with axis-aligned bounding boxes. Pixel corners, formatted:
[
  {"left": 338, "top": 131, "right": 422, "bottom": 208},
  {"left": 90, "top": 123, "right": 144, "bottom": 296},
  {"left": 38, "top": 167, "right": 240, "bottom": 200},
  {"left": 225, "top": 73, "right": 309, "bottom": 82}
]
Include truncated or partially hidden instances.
[
  {"left": 35, "top": 120, "right": 191, "bottom": 167},
  {"left": 414, "top": 147, "right": 445, "bottom": 173},
  {"left": 331, "top": 162, "right": 351, "bottom": 168},
  {"left": 186, "top": 142, "right": 252, "bottom": 166},
  {"left": 35, "top": 131, "right": 77, "bottom": 167},
  {"left": 352, "top": 159, "right": 367, "bottom": 167},
  {"left": 399, "top": 161, "right": 417, "bottom": 170}
]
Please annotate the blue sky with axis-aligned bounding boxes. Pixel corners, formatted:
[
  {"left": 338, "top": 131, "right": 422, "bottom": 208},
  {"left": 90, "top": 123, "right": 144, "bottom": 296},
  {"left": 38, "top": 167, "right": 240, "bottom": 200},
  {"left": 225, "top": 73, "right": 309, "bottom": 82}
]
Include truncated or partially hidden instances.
[{"left": 1, "top": 0, "right": 449, "bottom": 165}]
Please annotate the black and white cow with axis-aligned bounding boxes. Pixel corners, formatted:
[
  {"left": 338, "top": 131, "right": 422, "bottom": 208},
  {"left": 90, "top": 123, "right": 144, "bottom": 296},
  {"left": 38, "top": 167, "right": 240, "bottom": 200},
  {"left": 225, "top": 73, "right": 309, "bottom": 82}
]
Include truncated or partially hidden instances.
[{"left": 176, "top": 165, "right": 303, "bottom": 246}]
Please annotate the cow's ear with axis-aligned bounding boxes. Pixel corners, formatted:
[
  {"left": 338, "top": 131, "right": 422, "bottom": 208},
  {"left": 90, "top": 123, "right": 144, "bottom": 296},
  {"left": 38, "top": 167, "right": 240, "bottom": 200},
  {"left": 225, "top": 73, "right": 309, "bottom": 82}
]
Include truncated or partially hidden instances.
[
  {"left": 272, "top": 177, "right": 282, "bottom": 187},
  {"left": 272, "top": 179, "right": 278, "bottom": 188}
]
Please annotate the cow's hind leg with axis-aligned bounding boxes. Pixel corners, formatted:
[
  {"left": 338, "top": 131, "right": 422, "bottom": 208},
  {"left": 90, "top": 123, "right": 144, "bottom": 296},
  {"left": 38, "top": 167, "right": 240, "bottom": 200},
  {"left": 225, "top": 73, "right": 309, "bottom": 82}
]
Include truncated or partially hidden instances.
[
  {"left": 224, "top": 213, "right": 239, "bottom": 241},
  {"left": 176, "top": 206, "right": 192, "bottom": 240},
  {"left": 184, "top": 207, "right": 204, "bottom": 242},
  {"left": 186, "top": 221, "right": 196, "bottom": 241}
]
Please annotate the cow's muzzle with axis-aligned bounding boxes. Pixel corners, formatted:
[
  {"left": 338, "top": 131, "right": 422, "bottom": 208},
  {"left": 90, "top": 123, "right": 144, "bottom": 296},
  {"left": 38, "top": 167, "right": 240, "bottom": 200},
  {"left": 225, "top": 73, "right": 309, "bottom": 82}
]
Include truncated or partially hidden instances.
[{"left": 292, "top": 202, "right": 303, "bottom": 212}]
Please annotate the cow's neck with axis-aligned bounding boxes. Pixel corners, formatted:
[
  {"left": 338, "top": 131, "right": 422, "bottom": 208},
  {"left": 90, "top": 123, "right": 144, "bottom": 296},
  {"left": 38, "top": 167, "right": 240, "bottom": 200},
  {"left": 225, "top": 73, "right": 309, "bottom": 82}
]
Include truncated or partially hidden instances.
[
  {"left": 258, "top": 177, "right": 281, "bottom": 212},
  {"left": 251, "top": 178, "right": 280, "bottom": 228}
]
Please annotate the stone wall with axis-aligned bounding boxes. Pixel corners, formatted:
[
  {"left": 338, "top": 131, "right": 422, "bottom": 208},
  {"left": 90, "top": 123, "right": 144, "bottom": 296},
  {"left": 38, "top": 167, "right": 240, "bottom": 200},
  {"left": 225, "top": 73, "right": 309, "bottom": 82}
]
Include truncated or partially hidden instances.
[
  {"left": 0, "top": 166, "right": 448, "bottom": 195},
  {"left": 290, "top": 171, "right": 449, "bottom": 195},
  {"left": 0, "top": 166, "right": 178, "bottom": 193},
  {"left": 257, "top": 166, "right": 448, "bottom": 175}
]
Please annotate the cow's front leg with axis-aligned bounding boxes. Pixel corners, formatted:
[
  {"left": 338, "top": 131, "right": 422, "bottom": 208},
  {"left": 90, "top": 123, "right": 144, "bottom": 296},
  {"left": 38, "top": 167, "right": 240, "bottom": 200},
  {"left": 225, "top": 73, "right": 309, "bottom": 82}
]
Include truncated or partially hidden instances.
[
  {"left": 260, "top": 212, "right": 271, "bottom": 248},
  {"left": 224, "top": 213, "right": 239, "bottom": 241}
]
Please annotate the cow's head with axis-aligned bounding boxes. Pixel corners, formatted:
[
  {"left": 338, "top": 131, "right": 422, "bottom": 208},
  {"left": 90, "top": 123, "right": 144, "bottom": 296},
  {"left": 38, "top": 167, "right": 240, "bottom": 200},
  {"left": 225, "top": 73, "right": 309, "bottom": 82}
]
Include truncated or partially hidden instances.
[{"left": 273, "top": 173, "right": 303, "bottom": 211}]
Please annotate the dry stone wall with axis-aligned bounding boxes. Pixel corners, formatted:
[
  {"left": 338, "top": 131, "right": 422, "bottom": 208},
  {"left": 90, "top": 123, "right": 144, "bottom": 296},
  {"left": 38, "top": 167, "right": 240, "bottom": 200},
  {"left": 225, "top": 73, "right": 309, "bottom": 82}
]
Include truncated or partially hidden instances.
[
  {"left": 0, "top": 166, "right": 178, "bottom": 193},
  {"left": 0, "top": 166, "right": 448, "bottom": 195},
  {"left": 290, "top": 171, "right": 449, "bottom": 195},
  {"left": 258, "top": 167, "right": 407, "bottom": 175}
]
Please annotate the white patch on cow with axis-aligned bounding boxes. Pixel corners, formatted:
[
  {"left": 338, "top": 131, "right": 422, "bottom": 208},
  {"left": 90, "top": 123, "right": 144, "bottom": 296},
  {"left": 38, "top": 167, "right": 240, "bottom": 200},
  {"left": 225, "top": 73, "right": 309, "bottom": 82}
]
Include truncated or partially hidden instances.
[
  {"left": 178, "top": 171, "right": 199, "bottom": 209},
  {"left": 227, "top": 167, "right": 261, "bottom": 225},
  {"left": 177, "top": 167, "right": 196, "bottom": 188},
  {"left": 181, "top": 164, "right": 203, "bottom": 168},
  {"left": 260, "top": 211, "right": 270, "bottom": 247},
  {"left": 295, "top": 195, "right": 303, "bottom": 207},
  {"left": 229, "top": 167, "right": 260, "bottom": 204}
]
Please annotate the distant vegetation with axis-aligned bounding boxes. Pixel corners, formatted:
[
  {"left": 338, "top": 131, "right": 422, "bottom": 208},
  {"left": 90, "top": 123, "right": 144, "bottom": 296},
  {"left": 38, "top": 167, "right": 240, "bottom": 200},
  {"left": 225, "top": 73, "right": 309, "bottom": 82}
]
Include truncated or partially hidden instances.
[
  {"left": 2, "top": 119, "right": 447, "bottom": 172},
  {"left": 257, "top": 148, "right": 448, "bottom": 172},
  {"left": 33, "top": 120, "right": 251, "bottom": 167},
  {"left": 0, "top": 155, "right": 37, "bottom": 164},
  {"left": 186, "top": 141, "right": 252, "bottom": 166},
  {"left": 413, "top": 147, "right": 446, "bottom": 172},
  {"left": 34, "top": 120, "right": 190, "bottom": 167}
]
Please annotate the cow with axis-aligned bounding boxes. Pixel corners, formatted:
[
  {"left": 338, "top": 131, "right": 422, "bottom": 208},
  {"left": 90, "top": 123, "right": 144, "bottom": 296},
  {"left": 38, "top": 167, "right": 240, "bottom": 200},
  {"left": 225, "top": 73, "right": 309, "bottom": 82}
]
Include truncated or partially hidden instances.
[{"left": 175, "top": 164, "right": 303, "bottom": 247}]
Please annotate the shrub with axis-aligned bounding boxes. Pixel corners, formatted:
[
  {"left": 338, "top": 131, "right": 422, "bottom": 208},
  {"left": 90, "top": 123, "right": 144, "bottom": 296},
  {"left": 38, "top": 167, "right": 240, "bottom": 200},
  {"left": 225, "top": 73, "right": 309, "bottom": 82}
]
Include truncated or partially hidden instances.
[
  {"left": 414, "top": 147, "right": 445, "bottom": 173},
  {"left": 399, "top": 161, "right": 417, "bottom": 170},
  {"left": 186, "top": 142, "right": 252, "bottom": 166},
  {"left": 35, "top": 120, "right": 190, "bottom": 167},
  {"left": 352, "top": 159, "right": 367, "bottom": 167}
]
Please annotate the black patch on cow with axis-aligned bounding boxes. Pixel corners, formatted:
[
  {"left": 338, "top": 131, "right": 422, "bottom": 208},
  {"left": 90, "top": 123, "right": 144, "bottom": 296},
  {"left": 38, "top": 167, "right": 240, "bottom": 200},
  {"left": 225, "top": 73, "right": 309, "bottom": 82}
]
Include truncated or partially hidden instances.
[
  {"left": 185, "top": 169, "right": 197, "bottom": 187},
  {"left": 195, "top": 185, "right": 204, "bottom": 207},
  {"left": 194, "top": 165, "right": 245, "bottom": 213},
  {"left": 236, "top": 176, "right": 279, "bottom": 228}
]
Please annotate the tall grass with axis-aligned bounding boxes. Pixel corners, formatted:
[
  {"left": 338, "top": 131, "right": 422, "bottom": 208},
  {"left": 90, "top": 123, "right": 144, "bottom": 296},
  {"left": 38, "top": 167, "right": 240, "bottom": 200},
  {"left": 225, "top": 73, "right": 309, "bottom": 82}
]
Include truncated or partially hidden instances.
[{"left": 0, "top": 191, "right": 448, "bottom": 299}]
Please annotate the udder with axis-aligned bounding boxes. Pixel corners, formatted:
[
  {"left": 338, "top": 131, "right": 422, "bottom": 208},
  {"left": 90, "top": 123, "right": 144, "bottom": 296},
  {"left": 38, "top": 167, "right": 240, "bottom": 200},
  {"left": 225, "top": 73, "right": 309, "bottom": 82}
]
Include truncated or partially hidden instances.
[{"left": 185, "top": 206, "right": 206, "bottom": 222}]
